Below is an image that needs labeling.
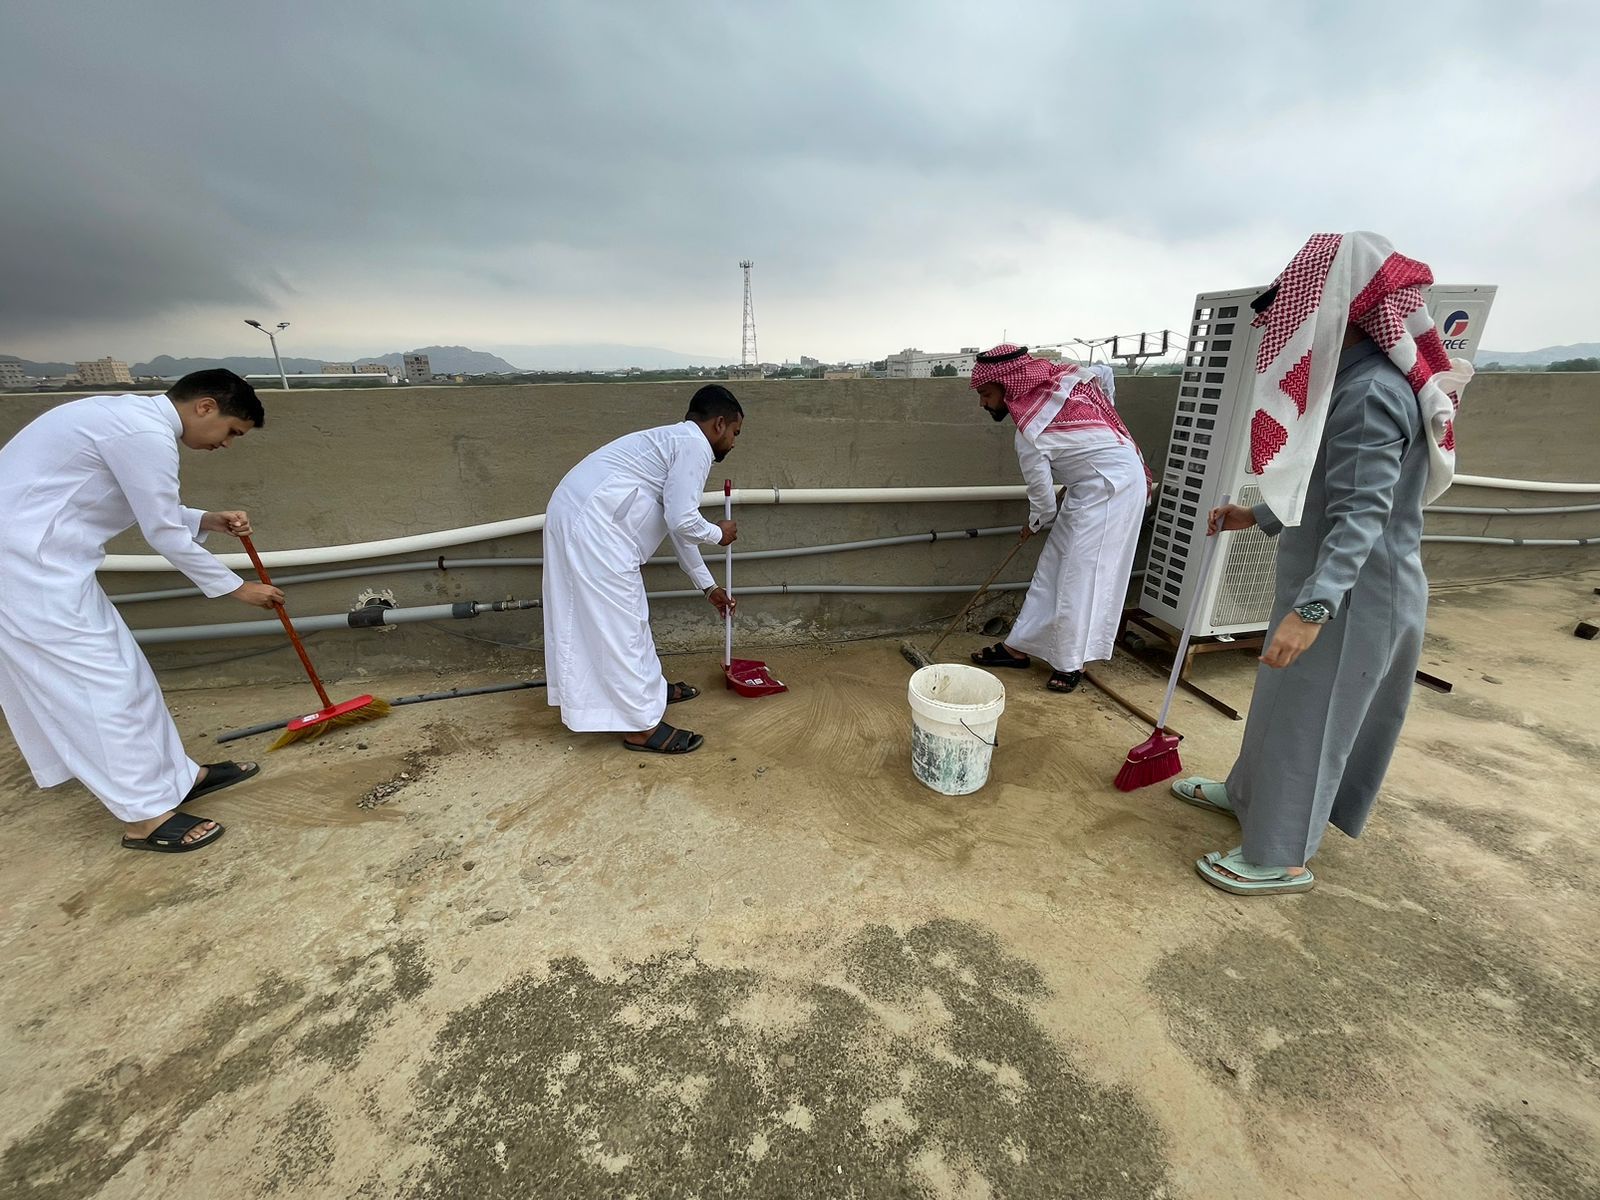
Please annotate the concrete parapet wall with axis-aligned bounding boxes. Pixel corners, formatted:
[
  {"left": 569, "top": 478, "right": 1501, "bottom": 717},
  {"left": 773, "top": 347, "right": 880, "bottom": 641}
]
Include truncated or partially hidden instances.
[{"left": 3, "top": 374, "right": 1596, "bottom": 685}]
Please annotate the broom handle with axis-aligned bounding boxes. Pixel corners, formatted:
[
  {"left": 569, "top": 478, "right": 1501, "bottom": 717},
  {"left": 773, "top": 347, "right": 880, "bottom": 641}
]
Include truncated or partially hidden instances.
[
  {"left": 1153, "top": 492, "right": 1230, "bottom": 730},
  {"left": 239, "top": 535, "right": 333, "bottom": 710},
  {"left": 723, "top": 481, "right": 734, "bottom": 668},
  {"left": 927, "top": 537, "right": 1029, "bottom": 659}
]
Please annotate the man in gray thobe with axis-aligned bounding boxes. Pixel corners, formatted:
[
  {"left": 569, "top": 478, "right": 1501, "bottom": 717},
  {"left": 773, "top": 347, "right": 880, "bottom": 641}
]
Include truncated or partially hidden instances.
[{"left": 1170, "top": 232, "right": 1475, "bottom": 895}]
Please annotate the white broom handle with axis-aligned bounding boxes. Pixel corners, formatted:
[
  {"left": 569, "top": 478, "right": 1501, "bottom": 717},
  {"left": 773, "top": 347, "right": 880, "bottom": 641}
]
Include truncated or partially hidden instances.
[
  {"left": 723, "top": 482, "right": 733, "bottom": 668},
  {"left": 1154, "top": 492, "right": 1231, "bottom": 729}
]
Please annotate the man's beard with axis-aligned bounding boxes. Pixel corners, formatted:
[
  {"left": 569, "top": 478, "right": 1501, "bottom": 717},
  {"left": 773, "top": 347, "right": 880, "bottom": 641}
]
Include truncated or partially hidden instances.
[
  {"left": 713, "top": 449, "right": 730, "bottom": 462},
  {"left": 988, "top": 405, "right": 1009, "bottom": 423}
]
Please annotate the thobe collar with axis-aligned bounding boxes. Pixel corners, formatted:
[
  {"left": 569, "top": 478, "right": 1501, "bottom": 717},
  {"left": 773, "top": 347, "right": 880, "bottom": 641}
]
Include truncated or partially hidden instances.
[
  {"left": 1336, "top": 337, "right": 1384, "bottom": 375},
  {"left": 153, "top": 395, "right": 184, "bottom": 440}
]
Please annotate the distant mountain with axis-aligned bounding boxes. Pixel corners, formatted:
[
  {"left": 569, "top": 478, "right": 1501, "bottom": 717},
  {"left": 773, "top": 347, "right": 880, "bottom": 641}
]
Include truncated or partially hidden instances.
[
  {"left": 1478, "top": 342, "right": 1600, "bottom": 367},
  {"left": 0, "top": 355, "right": 76, "bottom": 376},
  {"left": 130, "top": 347, "right": 515, "bottom": 377},
  {"left": 357, "top": 345, "right": 518, "bottom": 374},
  {"left": 134, "top": 354, "right": 328, "bottom": 377},
  {"left": 484, "top": 343, "right": 732, "bottom": 371}
]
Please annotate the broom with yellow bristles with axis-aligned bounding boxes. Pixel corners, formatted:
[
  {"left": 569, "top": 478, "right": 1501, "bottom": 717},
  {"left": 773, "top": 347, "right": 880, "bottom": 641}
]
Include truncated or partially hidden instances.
[{"left": 240, "top": 535, "right": 391, "bottom": 749}]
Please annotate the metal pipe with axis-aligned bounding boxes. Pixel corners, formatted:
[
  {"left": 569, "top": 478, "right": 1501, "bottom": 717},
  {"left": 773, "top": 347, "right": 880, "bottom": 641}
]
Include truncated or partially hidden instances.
[
  {"left": 215, "top": 680, "right": 548, "bottom": 744},
  {"left": 129, "top": 586, "right": 1031, "bottom": 645},
  {"left": 132, "top": 598, "right": 539, "bottom": 645}
]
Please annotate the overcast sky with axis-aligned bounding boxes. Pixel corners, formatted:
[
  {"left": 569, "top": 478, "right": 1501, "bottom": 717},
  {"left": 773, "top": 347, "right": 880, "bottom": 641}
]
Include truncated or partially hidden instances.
[{"left": 3, "top": 1, "right": 1596, "bottom": 363}]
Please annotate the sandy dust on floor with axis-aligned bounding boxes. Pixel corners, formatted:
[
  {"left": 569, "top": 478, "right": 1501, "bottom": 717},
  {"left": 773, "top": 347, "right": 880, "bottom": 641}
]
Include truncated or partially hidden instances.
[{"left": 0, "top": 571, "right": 1597, "bottom": 1199}]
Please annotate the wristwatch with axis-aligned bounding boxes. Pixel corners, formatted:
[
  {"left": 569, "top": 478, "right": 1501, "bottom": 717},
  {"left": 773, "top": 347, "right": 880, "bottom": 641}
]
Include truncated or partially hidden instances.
[{"left": 1294, "top": 601, "right": 1333, "bottom": 625}]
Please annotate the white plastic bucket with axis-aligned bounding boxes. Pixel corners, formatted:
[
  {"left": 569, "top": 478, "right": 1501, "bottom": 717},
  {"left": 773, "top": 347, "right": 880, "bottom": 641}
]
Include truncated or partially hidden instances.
[{"left": 907, "top": 664, "right": 1006, "bottom": 796}]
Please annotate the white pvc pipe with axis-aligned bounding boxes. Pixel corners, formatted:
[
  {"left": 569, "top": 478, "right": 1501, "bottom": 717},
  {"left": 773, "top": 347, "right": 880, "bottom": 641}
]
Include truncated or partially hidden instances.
[
  {"left": 99, "top": 485, "right": 1042, "bottom": 573},
  {"left": 96, "top": 475, "right": 1600, "bottom": 576},
  {"left": 108, "top": 525, "right": 1031, "bottom": 604},
  {"left": 1453, "top": 474, "right": 1600, "bottom": 494}
]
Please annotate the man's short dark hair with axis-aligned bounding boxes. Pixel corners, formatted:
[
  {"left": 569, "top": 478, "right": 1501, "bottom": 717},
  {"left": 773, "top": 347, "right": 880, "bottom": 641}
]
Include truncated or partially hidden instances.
[
  {"left": 168, "top": 369, "right": 265, "bottom": 427},
  {"left": 686, "top": 384, "right": 743, "bottom": 423}
]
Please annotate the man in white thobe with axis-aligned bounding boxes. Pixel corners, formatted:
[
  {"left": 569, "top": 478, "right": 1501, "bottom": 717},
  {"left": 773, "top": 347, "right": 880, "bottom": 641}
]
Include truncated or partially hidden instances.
[
  {"left": 968, "top": 346, "right": 1151, "bottom": 692},
  {"left": 0, "top": 370, "right": 284, "bottom": 853},
  {"left": 543, "top": 385, "right": 742, "bottom": 755}
]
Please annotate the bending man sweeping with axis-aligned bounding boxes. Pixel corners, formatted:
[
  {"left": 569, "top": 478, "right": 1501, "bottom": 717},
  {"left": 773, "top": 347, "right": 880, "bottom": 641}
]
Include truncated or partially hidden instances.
[
  {"left": 0, "top": 370, "right": 283, "bottom": 853},
  {"left": 1174, "top": 231, "right": 1475, "bottom": 896},
  {"left": 969, "top": 347, "right": 1151, "bottom": 692},
  {"left": 543, "top": 385, "right": 741, "bottom": 754}
]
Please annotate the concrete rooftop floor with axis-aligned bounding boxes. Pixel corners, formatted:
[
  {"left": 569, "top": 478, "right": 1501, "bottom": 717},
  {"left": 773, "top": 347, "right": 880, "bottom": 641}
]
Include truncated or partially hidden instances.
[{"left": 1, "top": 571, "right": 1597, "bottom": 1200}]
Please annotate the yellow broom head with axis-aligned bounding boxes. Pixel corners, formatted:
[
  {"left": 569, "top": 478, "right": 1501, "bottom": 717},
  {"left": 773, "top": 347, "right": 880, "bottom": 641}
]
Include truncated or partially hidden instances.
[{"left": 269, "top": 695, "right": 391, "bottom": 751}]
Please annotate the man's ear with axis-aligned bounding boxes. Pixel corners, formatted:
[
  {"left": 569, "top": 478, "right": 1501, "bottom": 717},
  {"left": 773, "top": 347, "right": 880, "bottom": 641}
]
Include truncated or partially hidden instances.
[{"left": 195, "top": 396, "right": 217, "bottom": 417}]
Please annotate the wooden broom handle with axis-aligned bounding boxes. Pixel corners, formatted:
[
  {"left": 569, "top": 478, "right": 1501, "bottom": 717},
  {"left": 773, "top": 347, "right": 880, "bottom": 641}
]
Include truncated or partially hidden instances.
[
  {"left": 239, "top": 535, "right": 332, "bottom": 710},
  {"left": 927, "top": 537, "right": 1029, "bottom": 659}
]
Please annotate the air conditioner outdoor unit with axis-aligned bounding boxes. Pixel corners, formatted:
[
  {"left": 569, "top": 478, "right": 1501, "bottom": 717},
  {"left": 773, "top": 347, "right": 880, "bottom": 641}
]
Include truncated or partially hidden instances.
[{"left": 1138, "top": 283, "right": 1497, "bottom": 638}]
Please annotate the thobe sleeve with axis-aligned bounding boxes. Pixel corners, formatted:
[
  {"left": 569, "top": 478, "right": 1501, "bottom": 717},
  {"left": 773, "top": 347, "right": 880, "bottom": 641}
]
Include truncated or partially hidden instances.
[
  {"left": 1252, "top": 503, "right": 1285, "bottom": 537},
  {"left": 1290, "top": 381, "right": 1413, "bottom": 615},
  {"left": 664, "top": 440, "right": 724, "bottom": 547},
  {"left": 1015, "top": 434, "right": 1058, "bottom": 530},
  {"left": 180, "top": 505, "right": 210, "bottom": 541},
  {"left": 98, "top": 432, "right": 246, "bottom": 598},
  {"left": 671, "top": 534, "right": 717, "bottom": 593}
]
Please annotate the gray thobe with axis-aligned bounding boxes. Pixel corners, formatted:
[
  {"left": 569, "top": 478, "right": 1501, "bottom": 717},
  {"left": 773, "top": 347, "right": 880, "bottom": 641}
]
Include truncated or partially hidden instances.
[{"left": 1225, "top": 340, "right": 1429, "bottom": 867}]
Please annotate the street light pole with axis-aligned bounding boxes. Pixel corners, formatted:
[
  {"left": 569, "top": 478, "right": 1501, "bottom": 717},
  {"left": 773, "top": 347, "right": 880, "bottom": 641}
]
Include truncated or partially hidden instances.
[{"left": 244, "top": 319, "right": 291, "bottom": 389}]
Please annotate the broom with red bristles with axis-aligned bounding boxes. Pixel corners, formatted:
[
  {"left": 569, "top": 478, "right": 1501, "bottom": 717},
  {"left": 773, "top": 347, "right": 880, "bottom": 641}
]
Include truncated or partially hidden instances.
[
  {"left": 238, "top": 535, "right": 391, "bottom": 750},
  {"left": 1113, "top": 493, "right": 1231, "bottom": 791}
]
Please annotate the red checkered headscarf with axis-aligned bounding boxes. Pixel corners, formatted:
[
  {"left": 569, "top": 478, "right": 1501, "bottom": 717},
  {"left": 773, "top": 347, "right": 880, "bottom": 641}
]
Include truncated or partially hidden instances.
[
  {"left": 1248, "top": 232, "right": 1475, "bottom": 526},
  {"left": 971, "top": 345, "right": 1143, "bottom": 447}
]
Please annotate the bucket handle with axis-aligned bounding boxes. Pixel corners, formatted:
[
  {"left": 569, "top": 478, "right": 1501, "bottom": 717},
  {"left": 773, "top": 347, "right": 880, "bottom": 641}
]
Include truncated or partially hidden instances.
[{"left": 960, "top": 719, "right": 999, "bottom": 748}]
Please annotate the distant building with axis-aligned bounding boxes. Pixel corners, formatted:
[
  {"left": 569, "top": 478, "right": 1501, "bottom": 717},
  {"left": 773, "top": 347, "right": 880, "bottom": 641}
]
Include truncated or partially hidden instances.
[
  {"left": 355, "top": 362, "right": 390, "bottom": 375},
  {"left": 823, "top": 368, "right": 864, "bottom": 380},
  {"left": 402, "top": 353, "right": 431, "bottom": 384},
  {"left": 0, "top": 361, "right": 25, "bottom": 388},
  {"left": 321, "top": 362, "right": 356, "bottom": 374},
  {"left": 884, "top": 347, "right": 980, "bottom": 379},
  {"left": 727, "top": 366, "right": 763, "bottom": 381},
  {"left": 799, "top": 355, "right": 821, "bottom": 369},
  {"left": 76, "top": 357, "right": 134, "bottom": 387}
]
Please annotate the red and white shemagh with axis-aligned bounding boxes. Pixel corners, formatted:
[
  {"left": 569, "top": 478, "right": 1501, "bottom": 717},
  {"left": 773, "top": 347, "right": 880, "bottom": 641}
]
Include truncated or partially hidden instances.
[
  {"left": 971, "top": 345, "right": 1146, "bottom": 451},
  {"left": 1247, "top": 231, "right": 1475, "bottom": 527}
]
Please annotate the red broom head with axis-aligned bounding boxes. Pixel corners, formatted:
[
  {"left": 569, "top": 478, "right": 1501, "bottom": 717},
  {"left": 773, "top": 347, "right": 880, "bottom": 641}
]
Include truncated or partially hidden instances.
[
  {"left": 270, "top": 695, "right": 391, "bottom": 750},
  {"left": 1114, "top": 729, "right": 1183, "bottom": 792}
]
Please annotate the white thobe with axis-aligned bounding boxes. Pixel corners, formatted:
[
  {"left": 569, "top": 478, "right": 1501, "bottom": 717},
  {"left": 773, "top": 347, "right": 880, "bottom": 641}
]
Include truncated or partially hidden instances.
[
  {"left": 0, "top": 394, "right": 244, "bottom": 822},
  {"left": 542, "top": 422, "right": 722, "bottom": 733},
  {"left": 1006, "top": 426, "right": 1146, "bottom": 672}
]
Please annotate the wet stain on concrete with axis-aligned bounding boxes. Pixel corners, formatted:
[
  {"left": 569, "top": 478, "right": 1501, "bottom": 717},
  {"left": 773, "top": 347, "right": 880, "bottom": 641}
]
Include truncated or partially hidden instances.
[
  {"left": 1478, "top": 1105, "right": 1600, "bottom": 1200},
  {"left": 0, "top": 939, "right": 430, "bottom": 1200},
  {"left": 1148, "top": 828, "right": 1599, "bottom": 1188},
  {"left": 260, "top": 1096, "right": 335, "bottom": 1195},
  {"left": 294, "top": 937, "right": 433, "bottom": 1069},
  {"left": 399, "top": 919, "right": 1169, "bottom": 1199},
  {"left": 1400, "top": 790, "right": 1593, "bottom": 891}
]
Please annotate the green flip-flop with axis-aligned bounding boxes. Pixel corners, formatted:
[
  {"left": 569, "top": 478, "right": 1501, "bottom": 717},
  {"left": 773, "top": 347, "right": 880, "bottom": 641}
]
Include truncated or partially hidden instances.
[
  {"left": 1196, "top": 848, "right": 1314, "bottom": 896},
  {"left": 1172, "top": 776, "right": 1234, "bottom": 815}
]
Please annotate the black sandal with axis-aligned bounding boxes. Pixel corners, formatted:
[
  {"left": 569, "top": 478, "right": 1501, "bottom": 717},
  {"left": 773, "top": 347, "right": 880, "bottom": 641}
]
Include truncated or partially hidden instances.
[
  {"left": 972, "top": 643, "right": 1031, "bottom": 669},
  {"left": 122, "top": 812, "right": 225, "bottom": 853},
  {"left": 180, "top": 761, "right": 259, "bottom": 806},
  {"left": 665, "top": 682, "right": 700, "bottom": 704},
  {"left": 1047, "top": 670, "right": 1083, "bottom": 693},
  {"left": 622, "top": 723, "right": 705, "bottom": 755}
]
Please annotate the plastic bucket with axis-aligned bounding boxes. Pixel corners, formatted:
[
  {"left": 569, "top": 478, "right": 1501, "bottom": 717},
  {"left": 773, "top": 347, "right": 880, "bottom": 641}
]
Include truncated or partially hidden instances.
[{"left": 907, "top": 664, "right": 1006, "bottom": 796}]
